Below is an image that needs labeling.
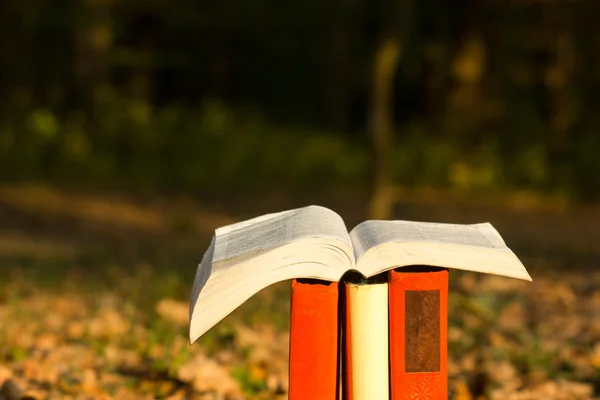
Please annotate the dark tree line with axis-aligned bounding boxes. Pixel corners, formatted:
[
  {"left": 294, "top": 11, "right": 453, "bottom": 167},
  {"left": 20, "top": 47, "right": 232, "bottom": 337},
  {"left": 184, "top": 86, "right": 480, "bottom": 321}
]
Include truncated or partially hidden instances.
[{"left": 0, "top": 0, "right": 599, "bottom": 203}]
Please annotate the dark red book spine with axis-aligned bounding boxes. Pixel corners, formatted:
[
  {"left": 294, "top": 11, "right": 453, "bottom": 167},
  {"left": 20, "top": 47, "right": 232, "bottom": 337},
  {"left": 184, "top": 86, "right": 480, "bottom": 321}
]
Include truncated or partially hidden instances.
[
  {"left": 389, "top": 268, "right": 448, "bottom": 400},
  {"left": 288, "top": 279, "right": 340, "bottom": 400}
]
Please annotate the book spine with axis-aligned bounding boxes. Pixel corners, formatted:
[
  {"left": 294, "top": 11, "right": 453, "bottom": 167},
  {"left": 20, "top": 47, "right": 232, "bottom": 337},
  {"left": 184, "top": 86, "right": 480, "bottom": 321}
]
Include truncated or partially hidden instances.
[
  {"left": 388, "top": 268, "right": 448, "bottom": 400},
  {"left": 288, "top": 279, "right": 340, "bottom": 400},
  {"left": 344, "top": 282, "right": 390, "bottom": 400}
]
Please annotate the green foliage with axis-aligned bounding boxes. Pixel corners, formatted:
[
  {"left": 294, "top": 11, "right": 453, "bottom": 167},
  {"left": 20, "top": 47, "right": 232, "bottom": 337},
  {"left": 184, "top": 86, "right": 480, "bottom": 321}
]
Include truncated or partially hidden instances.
[
  {"left": 1, "top": 97, "right": 599, "bottom": 199},
  {"left": 510, "top": 339, "right": 558, "bottom": 376},
  {"left": 202, "top": 326, "right": 237, "bottom": 356},
  {"left": 0, "top": 98, "right": 369, "bottom": 192},
  {"left": 0, "top": 0, "right": 599, "bottom": 199},
  {"left": 231, "top": 364, "right": 268, "bottom": 396}
]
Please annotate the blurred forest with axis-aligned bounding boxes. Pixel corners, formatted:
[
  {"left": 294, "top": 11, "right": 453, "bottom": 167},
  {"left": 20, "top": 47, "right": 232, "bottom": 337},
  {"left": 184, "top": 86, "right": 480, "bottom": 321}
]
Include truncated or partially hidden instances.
[
  {"left": 1, "top": 0, "right": 599, "bottom": 202},
  {"left": 3, "top": 2, "right": 600, "bottom": 399}
]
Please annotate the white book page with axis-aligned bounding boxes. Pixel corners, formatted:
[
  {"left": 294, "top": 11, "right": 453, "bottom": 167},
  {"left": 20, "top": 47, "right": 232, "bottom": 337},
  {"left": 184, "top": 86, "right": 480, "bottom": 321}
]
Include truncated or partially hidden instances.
[
  {"left": 190, "top": 206, "right": 354, "bottom": 342},
  {"left": 350, "top": 220, "right": 509, "bottom": 260},
  {"left": 352, "top": 219, "right": 531, "bottom": 281},
  {"left": 212, "top": 205, "right": 351, "bottom": 263}
]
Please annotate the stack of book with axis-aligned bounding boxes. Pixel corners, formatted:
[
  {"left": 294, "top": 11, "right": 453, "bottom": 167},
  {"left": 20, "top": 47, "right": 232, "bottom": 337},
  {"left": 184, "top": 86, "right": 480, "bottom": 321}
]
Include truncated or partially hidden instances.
[{"left": 189, "top": 205, "right": 531, "bottom": 399}]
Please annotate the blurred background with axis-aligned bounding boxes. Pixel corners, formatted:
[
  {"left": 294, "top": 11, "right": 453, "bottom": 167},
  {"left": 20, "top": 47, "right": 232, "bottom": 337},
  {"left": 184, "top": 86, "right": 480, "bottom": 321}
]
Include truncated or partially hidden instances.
[
  {"left": 1, "top": 0, "right": 600, "bottom": 399},
  {"left": 1, "top": 0, "right": 599, "bottom": 201}
]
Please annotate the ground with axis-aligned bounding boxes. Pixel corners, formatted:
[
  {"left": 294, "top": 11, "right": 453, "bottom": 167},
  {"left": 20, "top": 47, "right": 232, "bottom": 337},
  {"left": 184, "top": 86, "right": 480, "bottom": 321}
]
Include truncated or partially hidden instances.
[{"left": 0, "top": 184, "right": 599, "bottom": 399}]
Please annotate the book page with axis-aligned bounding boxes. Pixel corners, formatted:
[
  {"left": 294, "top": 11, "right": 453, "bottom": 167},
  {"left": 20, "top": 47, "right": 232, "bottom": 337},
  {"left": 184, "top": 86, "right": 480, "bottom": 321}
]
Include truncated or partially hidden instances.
[
  {"left": 190, "top": 205, "right": 355, "bottom": 342},
  {"left": 350, "top": 220, "right": 508, "bottom": 260},
  {"left": 212, "top": 205, "right": 351, "bottom": 263}
]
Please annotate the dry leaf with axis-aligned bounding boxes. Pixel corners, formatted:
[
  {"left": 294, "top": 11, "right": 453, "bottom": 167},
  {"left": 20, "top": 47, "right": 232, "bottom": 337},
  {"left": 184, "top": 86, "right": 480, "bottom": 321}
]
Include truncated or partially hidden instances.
[
  {"left": 21, "top": 389, "right": 46, "bottom": 399},
  {"left": 177, "top": 353, "right": 242, "bottom": 396},
  {"left": 0, "top": 366, "right": 12, "bottom": 385},
  {"left": 80, "top": 369, "right": 98, "bottom": 393},
  {"left": 156, "top": 298, "right": 189, "bottom": 328},
  {"left": 165, "top": 389, "right": 187, "bottom": 400},
  {"left": 453, "top": 380, "right": 473, "bottom": 400},
  {"left": 89, "top": 308, "right": 130, "bottom": 338}
]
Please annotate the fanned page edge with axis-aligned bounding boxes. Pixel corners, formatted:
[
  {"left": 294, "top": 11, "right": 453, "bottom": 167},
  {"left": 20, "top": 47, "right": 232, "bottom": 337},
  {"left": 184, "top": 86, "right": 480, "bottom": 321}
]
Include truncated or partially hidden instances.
[
  {"left": 189, "top": 205, "right": 355, "bottom": 343},
  {"left": 361, "top": 242, "right": 532, "bottom": 281},
  {"left": 189, "top": 238, "right": 352, "bottom": 344},
  {"left": 212, "top": 205, "right": 353, "bottom": 264},
  {"left": 215, "top": 208, "right": 295, "bottom": 238},
  {"left": 351, "top": 220, "right": 532, "bottom": 282}
]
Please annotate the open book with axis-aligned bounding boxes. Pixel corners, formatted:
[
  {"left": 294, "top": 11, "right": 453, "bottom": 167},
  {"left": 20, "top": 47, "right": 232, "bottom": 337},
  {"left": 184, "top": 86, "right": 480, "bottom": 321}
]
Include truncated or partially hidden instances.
[{"left": 189, "top": 205, "right": 531, "bottom": 343}]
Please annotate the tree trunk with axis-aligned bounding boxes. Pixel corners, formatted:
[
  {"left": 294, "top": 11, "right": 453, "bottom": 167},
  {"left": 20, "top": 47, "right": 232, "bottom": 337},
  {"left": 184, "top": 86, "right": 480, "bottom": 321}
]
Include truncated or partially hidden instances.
[
  {"left": 367, "top": 0, "right": 412, "bottom": 220},
  {"left": 367, "top": 36, "right": 401, "bottom": 220}
]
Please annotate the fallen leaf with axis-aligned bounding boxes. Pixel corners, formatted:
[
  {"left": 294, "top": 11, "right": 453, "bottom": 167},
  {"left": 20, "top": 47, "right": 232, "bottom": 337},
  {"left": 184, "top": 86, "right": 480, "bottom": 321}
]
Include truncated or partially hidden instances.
[
  {"left": 80, "top": 369, "right": 98, "bottom": 394},
  {"left": 177, "top": 353, "right": 242, "bottom": 396},
  {"left": 453, "top": 380, "right": 472, "bottom": 400},
  {"left": 156, "top": 298, "right": 189, "bottom": 328},
  {"left": 0, "top": 366, "right": 12, "bottom": 385}
]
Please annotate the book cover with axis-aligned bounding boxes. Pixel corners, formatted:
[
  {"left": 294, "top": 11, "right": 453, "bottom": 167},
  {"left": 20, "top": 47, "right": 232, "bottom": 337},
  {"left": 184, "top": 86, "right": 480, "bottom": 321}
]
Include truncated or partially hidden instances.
[
  {"left": 388, "top": 267, "right": 449, "bottom": 400},
  {"left": 288, "top": 279, "right": 340, "bottom": 400}
]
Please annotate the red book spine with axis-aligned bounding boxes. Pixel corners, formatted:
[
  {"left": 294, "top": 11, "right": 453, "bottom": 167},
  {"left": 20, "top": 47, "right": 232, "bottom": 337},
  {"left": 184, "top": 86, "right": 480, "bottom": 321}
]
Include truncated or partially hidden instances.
[
  {"left": 288, "top": 279, "right": 340, "bottom": 400},
  {"left": 388, "top": 268, "right": 448, "bottom": 400}
]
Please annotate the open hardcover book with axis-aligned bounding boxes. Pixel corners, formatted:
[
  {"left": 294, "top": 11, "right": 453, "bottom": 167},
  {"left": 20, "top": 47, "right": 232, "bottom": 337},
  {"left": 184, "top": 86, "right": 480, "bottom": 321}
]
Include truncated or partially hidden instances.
[{"left": 189, "top": 205, "right": 531, "bottom": 343}]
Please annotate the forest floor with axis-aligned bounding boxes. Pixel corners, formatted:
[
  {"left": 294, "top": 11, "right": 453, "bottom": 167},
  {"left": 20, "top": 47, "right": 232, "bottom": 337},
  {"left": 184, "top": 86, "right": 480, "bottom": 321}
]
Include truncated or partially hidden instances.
[{"left": 1, "top": 184, "right": 600, "bottom": 399}]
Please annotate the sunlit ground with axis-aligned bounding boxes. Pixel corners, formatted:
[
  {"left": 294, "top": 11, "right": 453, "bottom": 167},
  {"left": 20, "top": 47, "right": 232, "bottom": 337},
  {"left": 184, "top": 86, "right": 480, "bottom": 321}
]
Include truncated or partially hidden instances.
[{"left": 1, "top": 185, "right": 599, "bottom": 399}]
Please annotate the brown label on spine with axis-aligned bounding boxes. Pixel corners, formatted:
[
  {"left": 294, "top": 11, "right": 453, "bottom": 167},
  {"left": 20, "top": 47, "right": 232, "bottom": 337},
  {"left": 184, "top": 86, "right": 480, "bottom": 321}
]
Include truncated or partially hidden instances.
[{"left": 405, "top": 290, "right": 440, "bottom": 372}]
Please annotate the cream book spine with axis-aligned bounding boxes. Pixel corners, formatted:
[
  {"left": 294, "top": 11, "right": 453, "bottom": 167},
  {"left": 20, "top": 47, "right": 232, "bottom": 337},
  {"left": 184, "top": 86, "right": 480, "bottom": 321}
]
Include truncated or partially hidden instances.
[{"left": 344, "top": 281, "right": 389, "bottom": 400}]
